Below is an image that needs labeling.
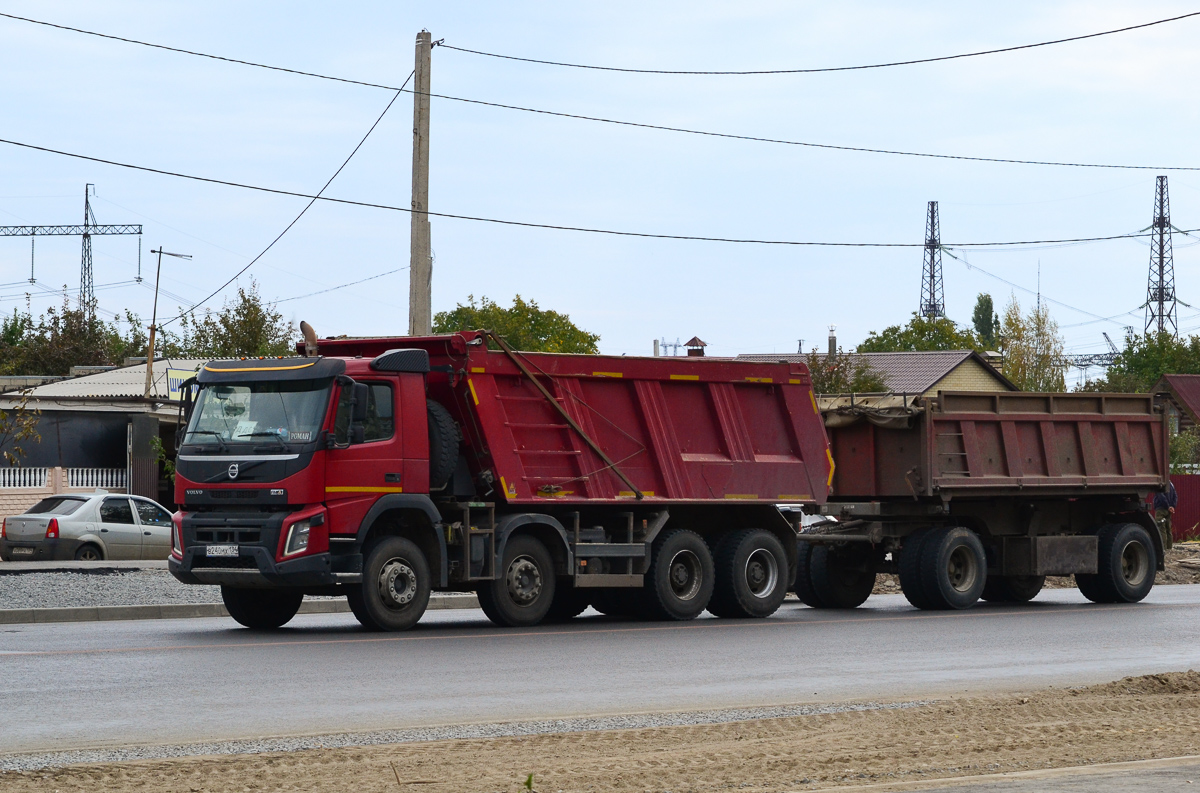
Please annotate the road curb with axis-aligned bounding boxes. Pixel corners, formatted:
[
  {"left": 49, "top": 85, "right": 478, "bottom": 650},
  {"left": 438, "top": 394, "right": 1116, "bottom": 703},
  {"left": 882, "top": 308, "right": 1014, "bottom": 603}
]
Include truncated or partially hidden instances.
[{"left": 0, "top": 593, "right": 480, "bottom": 625}]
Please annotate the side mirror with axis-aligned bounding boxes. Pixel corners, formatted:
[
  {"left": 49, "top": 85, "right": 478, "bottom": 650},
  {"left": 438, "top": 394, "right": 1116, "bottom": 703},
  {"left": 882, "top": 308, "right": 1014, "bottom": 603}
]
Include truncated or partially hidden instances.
[{"left": 352, "top": 383, "right": 370, "bottom": 423}]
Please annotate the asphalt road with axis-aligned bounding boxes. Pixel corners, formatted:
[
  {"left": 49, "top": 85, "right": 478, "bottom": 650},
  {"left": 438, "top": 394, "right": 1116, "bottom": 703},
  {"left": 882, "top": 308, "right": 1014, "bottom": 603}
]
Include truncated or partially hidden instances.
[{"left": 4, "top": 585, "right": 1200, "bottom": 756}]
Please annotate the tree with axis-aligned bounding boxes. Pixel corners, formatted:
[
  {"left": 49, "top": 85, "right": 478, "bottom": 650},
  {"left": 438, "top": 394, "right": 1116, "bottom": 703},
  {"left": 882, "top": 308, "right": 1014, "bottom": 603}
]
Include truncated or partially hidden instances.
[
  {"left": 971, "top": 293, "right": 1000, "bottom": 349},
  {"left": 433, "top": 295, "right": 599, "bottom": 354},
  {"left": 1000, "top": 296, "right": 1066, "bottom": 392},
  {"left": 803, "top": 348, "right": 887, "bottom": 394},
  {"left": 857, "top": 313, "right": 981, "bottom": 353},
  {"left": 0, "top": 297, "right": 147, "bottom": 376},
  {"left": 1078, "top": 332, "right": 1200, "bottom": 393},
  {"left": 0, "top": 390, "right": 40, "bottom": 467},
  {"left": 174, "top": 280, "right": 295, "bottom": 358}
]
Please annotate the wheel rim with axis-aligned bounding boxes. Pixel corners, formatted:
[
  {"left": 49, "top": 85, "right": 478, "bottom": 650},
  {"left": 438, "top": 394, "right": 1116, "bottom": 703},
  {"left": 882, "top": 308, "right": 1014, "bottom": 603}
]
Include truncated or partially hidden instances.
[
  {"left": 506, "top": 555, "right": 543, "bottom": 605},
  {"left": 377, "top": 558, "right": 418, "bottom": 610},
  {"left": 946, "top": 545, "right": 979, "bottom": 593},
  {"left": 744, "top": 548, "right": 779, "bottom": 598},
  {"left": 1119, "top": 539, "right": 1150, "bottom": 588},
  {"left": 668, "top": 549, "right": 703, "bottom": 601},
  {"left": 79, "top": 547, "right": 100, "bottom": 561}
]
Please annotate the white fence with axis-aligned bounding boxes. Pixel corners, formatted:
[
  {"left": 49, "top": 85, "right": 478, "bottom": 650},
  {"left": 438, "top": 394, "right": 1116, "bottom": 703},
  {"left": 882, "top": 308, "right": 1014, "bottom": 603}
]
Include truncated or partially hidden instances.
[
  {"left": 67, "top": 468, "right": 126, "bottom": 490},
  {"left": 0, "top": 467, "right": 48, "bottom": 489}
]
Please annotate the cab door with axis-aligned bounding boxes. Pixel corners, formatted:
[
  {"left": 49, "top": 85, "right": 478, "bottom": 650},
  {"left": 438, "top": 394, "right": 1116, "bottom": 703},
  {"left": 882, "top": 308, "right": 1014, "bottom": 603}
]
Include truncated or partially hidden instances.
[{"left": 323, "top": 379, "right": 405, "bottom": 536}]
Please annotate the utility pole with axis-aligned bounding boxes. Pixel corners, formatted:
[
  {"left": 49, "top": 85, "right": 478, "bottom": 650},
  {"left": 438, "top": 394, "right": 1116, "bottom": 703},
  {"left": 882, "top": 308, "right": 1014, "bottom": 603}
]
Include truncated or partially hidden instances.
[
  {"left": 408, "top": 30, "right": 433, "bottom": 336},
  {"left": 919, "top": 201, "right": 945, "bottom": 318},
  {"left": 144, "top": 248, "right": 192, "bottom": 397},
  {"left": 1144, "top": 175, "right": 1177, "bottom": 336}
]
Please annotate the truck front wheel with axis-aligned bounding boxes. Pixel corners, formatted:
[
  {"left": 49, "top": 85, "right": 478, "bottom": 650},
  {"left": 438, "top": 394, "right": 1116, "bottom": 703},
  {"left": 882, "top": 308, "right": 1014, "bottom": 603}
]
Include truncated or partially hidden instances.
[
  {"left": 478, "top": 535, "right": 557, "bottom": 627},
  {"left": 642, "top": 529, "right": 714, "bottom": 621},
  {"left": 221, "top": 587, "right": 303, "bottom": 630},
  {"left": 709, "top": 530, "right": 788, "bottom": 618},
  {"left": 1076, "top": 523, "right": 1156, "bottom": 604},
  {"left": 350, "top": 536, "right": 432, "bottom": 631}
]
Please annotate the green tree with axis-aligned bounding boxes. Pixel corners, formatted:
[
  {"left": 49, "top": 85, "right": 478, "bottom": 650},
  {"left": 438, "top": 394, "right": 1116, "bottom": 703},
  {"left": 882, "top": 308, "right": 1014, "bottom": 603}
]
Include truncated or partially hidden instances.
[
  {"left": 803, "top": 347, "right": 887, "bottom": 394},
  {"left": 1000, "top": 296, "right": 1066, "bottom": 391},
  {"left": 0, "top": 390, "right": 40, "bottom": 466},
  {"left": 433, "top": 295, "right": 599, "bottom": 353},
  {"left": 174, "top": 280, "right": 295, "bottom": 358},
  {"left": 0, "top": 297, "right": 147, "bottom": 376},
  {"left": 857, "top": 313, "right": 981, "bottom": 353},
  {"left": 971, "top": 293, "right": 999, "bottom": 349},
  {"left": 1078, "top": 332, "right": 1200, "bottom": 393}
]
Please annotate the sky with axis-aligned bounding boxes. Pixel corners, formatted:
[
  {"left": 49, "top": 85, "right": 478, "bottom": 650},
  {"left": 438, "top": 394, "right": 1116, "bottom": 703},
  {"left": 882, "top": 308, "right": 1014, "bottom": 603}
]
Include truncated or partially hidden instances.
[{"left": 1, "top": 1, "right": 1198, "bottom": 379}]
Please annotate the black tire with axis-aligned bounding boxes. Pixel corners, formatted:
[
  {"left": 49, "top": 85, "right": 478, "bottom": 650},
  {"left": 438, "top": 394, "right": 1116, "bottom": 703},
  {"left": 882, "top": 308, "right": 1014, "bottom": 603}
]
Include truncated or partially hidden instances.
[
  {"left": 427, "top": 400, "right": 460, "bottom": 491},
  {"left": 898, "top": 529, "right": 934, "bottom": 610},
  {"left": 642, "top": 529, "right": 714, "bottom": 621},
  {"left": 221, "top": 587, "right": 304, "bottom": 630},
  {"left": 74, "top": 543, "right": 103, "bottom": 562},
  {"left": 544, "top": 582, "right": 590, "bottom": 622},
  {"left": 709, "top": 530, "right": 789, "bottom": 618},
  {"left": 589, "top": 588, "right": 643, "bottom": 619},
  {"left": 792, "top": 540, "right": 827, "bottom": 608},
  {"left": 1076, "top": 522, "right": 1156, "bottom": 604},
  {"left": 919, "top": 527, "right": 987, "bottom": 610},
  {"left": 981, "top": 575, "right": 1045, "bottom": 603},
  {"left": 809, "top": 544, "right": 876, "bottom": 609},
  {"left": 477, "top": 535, "right": 557, "bottom": 627},
  {"left": 353, "top": 536, "right": 432, "bottom": 631}
]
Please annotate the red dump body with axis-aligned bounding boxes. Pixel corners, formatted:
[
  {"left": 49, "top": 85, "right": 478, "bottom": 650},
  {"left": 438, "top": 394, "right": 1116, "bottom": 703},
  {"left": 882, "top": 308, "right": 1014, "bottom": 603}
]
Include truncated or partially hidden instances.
[{"left": 314, "top": 332, "right": 833, "bottom": 506}]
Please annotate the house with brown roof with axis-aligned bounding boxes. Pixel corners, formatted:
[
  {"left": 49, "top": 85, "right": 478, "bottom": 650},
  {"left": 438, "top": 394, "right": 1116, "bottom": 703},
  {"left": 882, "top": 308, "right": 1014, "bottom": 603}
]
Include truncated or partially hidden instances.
[
  {"left": 737, "top": 349, "right": 1016, "bottom": 396},
  {"left": 1151, "top": 374, "right": 1200, "bottom": 434}
]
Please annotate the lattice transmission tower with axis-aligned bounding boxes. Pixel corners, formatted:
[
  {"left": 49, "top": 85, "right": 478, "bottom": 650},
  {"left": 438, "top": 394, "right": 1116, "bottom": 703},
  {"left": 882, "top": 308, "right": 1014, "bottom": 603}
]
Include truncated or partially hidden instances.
[
  {"left": 1144, "top": 175, "right": 1177, "bottom": 336},
  {"left": 919, "top": 201, "right": 945, "bottom": 318}
]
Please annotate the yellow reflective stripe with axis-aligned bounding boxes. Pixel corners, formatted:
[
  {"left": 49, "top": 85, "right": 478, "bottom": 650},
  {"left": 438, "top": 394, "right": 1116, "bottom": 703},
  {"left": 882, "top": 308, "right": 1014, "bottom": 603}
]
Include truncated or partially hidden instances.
[
  {"left": 724, "top": 494, "right": 759, "bottom": 500},
  {"left": 325, "top": 486, "right": 404, "bottom": 494},
  {"left": 618, "top": 490, "right": 654, "bottom": 497},
  {"left": 826, "top": 447, "right": 836, "bottom": 488},
  {"left": 669, "top": 374, "right": 699, "bottom": 381},
  {"left": 778, "top": 494, "right": 812, "bottom": 501},
  {"left": 810, "top": 391, "right": 819, "bottom": 414},
  {"left": 204, "top": 361, "right": 317, "bottom": 373},
  {"left": 470, "top": 367, "right": 485, "bottom": 373},
  {"left": 468, "top": 378, "right": 480, "bottom": 405},
  {"left": 745, "top": 376, "right": 773, "bottom": 383},
  {"left": 592, "top": 371, "right": 623, "bottom": 378},
  {"left": 789, "top": 378, "right": 802, "bottom": 385}
]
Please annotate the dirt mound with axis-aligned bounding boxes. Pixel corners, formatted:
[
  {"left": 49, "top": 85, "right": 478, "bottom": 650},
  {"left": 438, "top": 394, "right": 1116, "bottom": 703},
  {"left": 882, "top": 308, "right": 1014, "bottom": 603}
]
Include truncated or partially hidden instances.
[{"left": 1083, "top": 670, "right": 1200, "bottom": 697}]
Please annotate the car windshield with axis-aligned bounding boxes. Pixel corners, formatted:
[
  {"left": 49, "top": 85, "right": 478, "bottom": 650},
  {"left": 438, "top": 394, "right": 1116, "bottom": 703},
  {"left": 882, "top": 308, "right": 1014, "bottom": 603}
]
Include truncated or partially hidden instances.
[
  {"left": 27, "top": 496, "right": 86, "bottom": 515},
  {"left": 184, "top": 378, "right": 332, "bottom": 448}
]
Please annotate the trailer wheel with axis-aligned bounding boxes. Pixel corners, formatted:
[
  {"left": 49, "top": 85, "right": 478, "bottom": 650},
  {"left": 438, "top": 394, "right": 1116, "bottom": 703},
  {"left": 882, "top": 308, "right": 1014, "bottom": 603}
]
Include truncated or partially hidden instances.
[
  {"left": 919, "top": 527, "right": 987, "bottom": 610},
  {"left": 981, "top": 575, "right": 1045, "bottom": 603},
  {"left": 642, "top": 529, "right": 714, "bottom": 621},
  {"left": 709, "top": 530, "right": 788, "bottom": 618},
  {"left": 809, "top": 544, "right": 876, "bottom": 609},
  {"left": 898, "top": 529, "right": 935, "bottom": 610},
  {"left": 1076, "top": 523, "right": 1156, "bottom": 604},
  {"left": 543, "top": 582, "right": 590, "bottom": 622},
  {"left": 792, "top": 541, "right": 827, "bottom": 608},
  {"left": 427, "top": 399, "right": 460, "bottom": 491},
  {"left": 477, "top": 535, "right": 557, "bottom": 627},
  {"left": 352, "top": 536, "right": 432, "bottom": 631},
  {"left": 221, "top": 586, "right": 303, "bottom": 630}
]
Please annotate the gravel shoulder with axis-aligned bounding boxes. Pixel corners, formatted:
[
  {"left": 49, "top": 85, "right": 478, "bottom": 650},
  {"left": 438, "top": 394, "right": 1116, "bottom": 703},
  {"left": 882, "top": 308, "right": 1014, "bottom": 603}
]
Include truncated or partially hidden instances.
[{"left": 4, "top": 671, "right": 1200, "bottom": 792}]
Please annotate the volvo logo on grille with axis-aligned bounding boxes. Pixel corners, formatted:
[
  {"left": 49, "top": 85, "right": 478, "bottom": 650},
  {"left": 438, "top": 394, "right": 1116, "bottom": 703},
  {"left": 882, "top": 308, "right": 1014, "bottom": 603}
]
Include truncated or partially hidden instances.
[{"left": 228, "top": 463, "right": 239, "bottom": 480}]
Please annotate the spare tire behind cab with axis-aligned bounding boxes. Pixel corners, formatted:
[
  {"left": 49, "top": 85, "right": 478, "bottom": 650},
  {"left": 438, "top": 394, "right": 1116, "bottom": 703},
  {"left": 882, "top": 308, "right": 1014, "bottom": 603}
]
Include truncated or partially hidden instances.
[{"left": 428, "top": 399, "right": 460, "bottom": 490}]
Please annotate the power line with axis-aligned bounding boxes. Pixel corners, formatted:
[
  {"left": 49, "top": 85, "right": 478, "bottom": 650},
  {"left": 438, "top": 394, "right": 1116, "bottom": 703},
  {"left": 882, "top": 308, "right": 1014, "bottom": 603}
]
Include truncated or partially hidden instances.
[
  {"left": 159, "top": 73, "right": 413, "bottom": 327},
  {"left": 275, "top": 266, "right": 408, "bottom": 303},
  {"left": 438, "top": 12, "right": 1200, "bottom": 75},
  {"left": 3, "top": 136, "right": 1193, "bottom": 251}
]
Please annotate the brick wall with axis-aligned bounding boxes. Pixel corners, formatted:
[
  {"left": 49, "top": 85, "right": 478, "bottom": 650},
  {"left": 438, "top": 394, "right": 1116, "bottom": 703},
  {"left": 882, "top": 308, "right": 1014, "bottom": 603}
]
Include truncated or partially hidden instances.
[{"left": 928, "top": 358, "right": 1011, "bottom": 395}]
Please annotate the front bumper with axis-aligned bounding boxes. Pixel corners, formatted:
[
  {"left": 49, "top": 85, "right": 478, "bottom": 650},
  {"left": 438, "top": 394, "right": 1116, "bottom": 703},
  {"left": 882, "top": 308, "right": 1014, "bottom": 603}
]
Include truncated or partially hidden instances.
[
  {"left": 169, "top": 546, "right": 362, "bottom": 588},
  {"left": 0, "top": 538, "right": 82, "bottom": 562}
]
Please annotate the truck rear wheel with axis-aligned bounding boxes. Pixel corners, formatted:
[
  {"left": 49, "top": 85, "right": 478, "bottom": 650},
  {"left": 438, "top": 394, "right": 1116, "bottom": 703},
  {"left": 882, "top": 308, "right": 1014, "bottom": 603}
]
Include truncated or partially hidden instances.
[
  {"left": 792, "top": 541, "right": 827, "bottom": 608},
  {"left": 898, "top": 529, "right": 935, "bottom": 610},
  {"left": 351, "top": 536, "right": 432, "bottom": 631},
  {"left": 981, "top": 575, "right": 1045, "bottom": 603},
  {"left": 709, "top": 530, "right": 788, "bottom": 618},
  {"left": 221, "top": 586, "right": 303, "bottom": 630},
  {"left": 1076, "top": 523, "right": 1156, "bottom": 604},
  {"left": 590, "top": 588, "right": 642, "bottom": 618},
  {"left": 477, "top": 535, "right": 557, "bottom": 627},
  {"left": 642, "top": 529, "right": 714, "bottom": 621},
  {"left": 808, "top": 544, "right": 875, "bottom": 609},
  {"left": 919, "top": 527, "right": 987, "bottom": 610}
]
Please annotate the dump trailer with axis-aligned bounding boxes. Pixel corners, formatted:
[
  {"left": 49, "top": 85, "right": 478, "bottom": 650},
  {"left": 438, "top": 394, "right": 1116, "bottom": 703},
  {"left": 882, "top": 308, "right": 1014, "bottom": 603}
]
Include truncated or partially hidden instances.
[
  {"left": 168, "top": 330, "right": 833, "bottom": 630},
  {"left": 796, "top": 391, "right": 1170, "bottom": 611}
]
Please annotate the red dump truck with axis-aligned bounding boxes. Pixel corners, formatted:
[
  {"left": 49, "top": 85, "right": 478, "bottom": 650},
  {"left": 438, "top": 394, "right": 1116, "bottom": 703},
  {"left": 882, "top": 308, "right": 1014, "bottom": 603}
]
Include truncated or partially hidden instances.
[
  {"left": 796, "top": 391, "right": 1168, "bottom": 611},
  {"left": 169, "top": 330, "right": 834, "bottom": 629}
]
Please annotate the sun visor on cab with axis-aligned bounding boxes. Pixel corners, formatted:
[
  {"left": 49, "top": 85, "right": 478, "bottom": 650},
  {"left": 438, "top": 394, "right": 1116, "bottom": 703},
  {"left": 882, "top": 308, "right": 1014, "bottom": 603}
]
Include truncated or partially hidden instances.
[{"left": 196, "top": 356, "right": 347, "bottom": 384}]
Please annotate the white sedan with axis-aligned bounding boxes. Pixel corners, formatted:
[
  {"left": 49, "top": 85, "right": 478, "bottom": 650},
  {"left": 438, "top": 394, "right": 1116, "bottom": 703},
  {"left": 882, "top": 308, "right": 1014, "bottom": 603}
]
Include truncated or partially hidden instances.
[{"left": 0, "top": 493, "right": 175, "bottom": 561}]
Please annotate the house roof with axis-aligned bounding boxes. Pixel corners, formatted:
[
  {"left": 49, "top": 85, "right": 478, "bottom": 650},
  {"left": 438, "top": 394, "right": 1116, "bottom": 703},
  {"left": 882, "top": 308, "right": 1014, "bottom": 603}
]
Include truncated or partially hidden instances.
[
  {"left": 1152, "top": 374, "right": 1200, "bottom": 423},
  {"left": 0, "top": 359, "right": 207, "bottom": 415},
  {"left": 736, "top": 349, "right": 1017, "bottom": 394}
]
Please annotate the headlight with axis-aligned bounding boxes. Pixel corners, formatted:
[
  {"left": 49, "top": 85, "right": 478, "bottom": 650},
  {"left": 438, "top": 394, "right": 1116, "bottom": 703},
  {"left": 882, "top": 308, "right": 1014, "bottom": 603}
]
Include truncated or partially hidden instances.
[
  {"left": 284, "top": 519, "right": 311, "bottom": 556},
  {"left": 171, "top": 513, "right": 183, "bottom": 557}
]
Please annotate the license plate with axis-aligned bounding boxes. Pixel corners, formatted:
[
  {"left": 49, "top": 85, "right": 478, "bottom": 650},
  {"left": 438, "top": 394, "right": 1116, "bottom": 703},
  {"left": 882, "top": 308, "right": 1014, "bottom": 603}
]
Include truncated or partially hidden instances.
[
  {"left": 206, "top": 545, "right": 239, "bottom": 558},
  {"left": 11, "top": 547, "right": 34, "bottom": 556}
]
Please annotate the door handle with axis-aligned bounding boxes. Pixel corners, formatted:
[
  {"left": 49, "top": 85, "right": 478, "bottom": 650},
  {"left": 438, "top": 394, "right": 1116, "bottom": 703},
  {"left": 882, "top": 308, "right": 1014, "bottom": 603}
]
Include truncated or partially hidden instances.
[
  {"left": 100, "top": 528, "right": 108, "bottom": 533},
  {"left": 144, "top": 531, "right": 152, "bottom": 536}
]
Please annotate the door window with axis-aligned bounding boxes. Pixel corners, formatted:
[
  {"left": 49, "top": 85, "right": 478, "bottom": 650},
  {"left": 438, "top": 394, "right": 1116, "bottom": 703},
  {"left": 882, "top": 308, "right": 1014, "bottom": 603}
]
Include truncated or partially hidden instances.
[
  {"left": 100, "top": 497, "right": 135, "bottom": 524},
  {"left": 334, "top": 383, "right": 395, "bottom": 444},
  {"left": 134, "top": 500, "right": 173, "bottom": 526}
]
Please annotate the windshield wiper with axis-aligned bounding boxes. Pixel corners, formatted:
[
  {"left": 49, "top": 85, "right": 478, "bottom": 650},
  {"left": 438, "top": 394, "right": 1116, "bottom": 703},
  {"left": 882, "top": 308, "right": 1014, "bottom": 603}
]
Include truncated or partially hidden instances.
[
  {"left": 187, "top": 430, "right": 229, "bottom": 452},
  {"left": 234, "top": 431, "right": 288, "bottom": 451}
]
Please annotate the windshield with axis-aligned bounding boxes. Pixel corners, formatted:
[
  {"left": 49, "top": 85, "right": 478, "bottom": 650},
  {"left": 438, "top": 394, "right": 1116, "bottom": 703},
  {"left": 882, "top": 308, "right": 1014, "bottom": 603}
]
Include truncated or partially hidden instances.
[
  {"left": 27, "top": 497, "right": 86, "bottom": 516},
  {"left": 184, "top": 378, "right": 332, "bottom": 448}
]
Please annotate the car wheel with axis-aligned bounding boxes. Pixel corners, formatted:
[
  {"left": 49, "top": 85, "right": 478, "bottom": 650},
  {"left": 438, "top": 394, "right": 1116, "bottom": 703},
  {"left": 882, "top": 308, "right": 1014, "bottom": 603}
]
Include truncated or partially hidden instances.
[{"left": 74, "top": 544, "right": 103, "bottom": 562}]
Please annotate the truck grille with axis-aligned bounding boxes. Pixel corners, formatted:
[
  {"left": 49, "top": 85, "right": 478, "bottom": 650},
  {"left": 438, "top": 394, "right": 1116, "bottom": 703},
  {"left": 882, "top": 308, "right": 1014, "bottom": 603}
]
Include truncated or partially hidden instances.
[
  {"left": 209, "top": 490, "right": 262, "bottom": 500},
  {"left": 191, "top": 556, "right": 259, "bottom": 569},
  {"left": 194, "top": 530, "right": 261, "bottom": 544}
]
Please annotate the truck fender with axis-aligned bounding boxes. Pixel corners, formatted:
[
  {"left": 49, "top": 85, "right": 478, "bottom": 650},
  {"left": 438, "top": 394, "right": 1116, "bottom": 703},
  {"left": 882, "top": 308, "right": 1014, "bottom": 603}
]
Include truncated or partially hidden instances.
[
  {"left": 1122, "top": 509, "right": 1166, "bottom": 572},
  {"left": 494, "top": 514, "right": 573, "bottom": 576},
  {"left": 356, "top": 494, "right": 448, "bottom": 587}
]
